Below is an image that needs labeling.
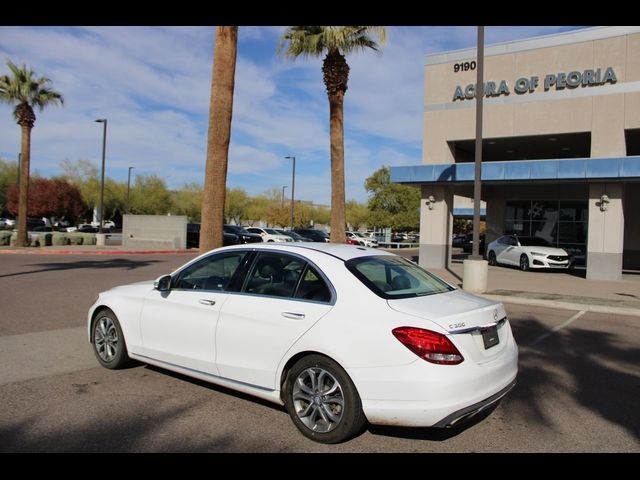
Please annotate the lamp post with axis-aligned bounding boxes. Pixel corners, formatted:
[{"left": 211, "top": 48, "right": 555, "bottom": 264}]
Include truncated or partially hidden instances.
[
  {"left": 281, "top": 185, "right": 287, "bottom": 208},
  {"left": 471, "top": 26, "right": 484, "bottom": 260},
  {"left": 95, "top": 119, "right": 107, "bottom": 233},
  {"left": 284, "top": 156, "right": 296, "bottom": 230},
  {"left": 127, "top": 166, "right": 135, "bottom": 214},
  {"left": 462, "top": 25, "right": 488, "bottom": 294}
]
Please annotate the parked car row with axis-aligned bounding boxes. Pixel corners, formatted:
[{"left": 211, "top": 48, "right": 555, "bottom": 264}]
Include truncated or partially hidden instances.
[{"left": 186, "top": 225, "right": 337, "bottom": 249}]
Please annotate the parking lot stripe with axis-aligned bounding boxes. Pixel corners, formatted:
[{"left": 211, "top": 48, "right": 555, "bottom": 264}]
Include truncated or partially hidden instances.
[{"left": 529, "top": 310, "right": 586, "bottom": 346}]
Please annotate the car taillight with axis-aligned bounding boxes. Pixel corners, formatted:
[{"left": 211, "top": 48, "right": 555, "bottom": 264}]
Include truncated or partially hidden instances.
[{"left": 392, "top": 327, "right": 464, "bottom": 365}]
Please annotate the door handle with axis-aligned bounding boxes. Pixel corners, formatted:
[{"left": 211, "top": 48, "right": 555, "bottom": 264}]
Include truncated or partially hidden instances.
[
  {"left": 281, "top": 312, "right": 306, "bottom": 320},
  {"left": 199, "top": 299, "right": 216, "bottom": 306}
]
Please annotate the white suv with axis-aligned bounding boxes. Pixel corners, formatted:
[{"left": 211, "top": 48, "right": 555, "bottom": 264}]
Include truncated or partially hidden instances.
[
  {"left": 346, "top": 231, "right": 378, "bottom": 248},
  {"left": 246, "top": 227, "right": 293, "bottom": 243}
]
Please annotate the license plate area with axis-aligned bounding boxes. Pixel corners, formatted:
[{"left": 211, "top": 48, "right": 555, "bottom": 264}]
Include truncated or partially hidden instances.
[{"left": 481, "top": 325, "right": 499, "bottom": 350}]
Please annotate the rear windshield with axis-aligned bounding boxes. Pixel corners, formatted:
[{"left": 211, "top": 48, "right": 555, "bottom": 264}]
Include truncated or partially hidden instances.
[{"left": 345, "top": 256, "right": 454, "bottom": 299}]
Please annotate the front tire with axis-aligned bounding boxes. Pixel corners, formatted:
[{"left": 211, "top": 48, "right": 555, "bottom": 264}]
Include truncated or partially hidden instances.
[
  {"left": 92, "top": 308, "right": 132, "bottom": 369},
  {"left": 284, "top": 354, "right": 366, "bottom": 444},
  {"left": 520, "top": 254, "right": 530, "bottom": 271}
]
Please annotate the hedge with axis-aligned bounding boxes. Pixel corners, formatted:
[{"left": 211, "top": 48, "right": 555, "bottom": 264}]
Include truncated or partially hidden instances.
[{"left": 2, "top": 231, "right": 97, "bottom": 247}]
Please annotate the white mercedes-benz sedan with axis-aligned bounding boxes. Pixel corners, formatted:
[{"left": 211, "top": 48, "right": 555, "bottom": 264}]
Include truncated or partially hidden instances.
[
  {"left": 486, "top": 235, "right": 573, "bottom": 271},
  {"left": 88, "top": 243, "right": 518, "bottom": 443}
]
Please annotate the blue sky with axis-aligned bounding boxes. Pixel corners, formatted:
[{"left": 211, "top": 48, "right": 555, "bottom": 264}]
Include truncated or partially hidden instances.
[{"left": 0, "top": 26, "right": 587, "bottom": 204}]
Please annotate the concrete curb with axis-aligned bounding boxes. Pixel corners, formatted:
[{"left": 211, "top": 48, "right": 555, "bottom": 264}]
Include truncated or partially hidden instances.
[
  {"left": 482, "top": 293, "right": 640, "bottom": 318},
  {"left": 0, "top": 248, "right": 195, "bottom": 255}
]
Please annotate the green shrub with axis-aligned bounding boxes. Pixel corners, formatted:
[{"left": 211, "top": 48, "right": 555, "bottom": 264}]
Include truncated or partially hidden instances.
[
  {"left": 51, "top": 233, "right": 71, "bottom": 246},
  {"left": 81, "top": 233, "right": 97, "bottom": 245},
  {"left": 67, "top": 233, "right": 84, "bottom": 245},
  {"left": 31, "top": 232, "right": 53, "bottom": 247},
  {"left": 0, "top": 231, "right": 11, "bottom": 246}
]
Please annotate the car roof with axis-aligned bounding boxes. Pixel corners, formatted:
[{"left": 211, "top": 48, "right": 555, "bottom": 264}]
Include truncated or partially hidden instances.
[{"left": 211, "top": 242, "right": 395, "bottom": 261}]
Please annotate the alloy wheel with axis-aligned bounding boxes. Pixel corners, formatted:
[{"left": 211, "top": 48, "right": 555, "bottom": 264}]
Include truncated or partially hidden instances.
[
  {"left": 292, "top": 367, "right": 345, "bottom": 433},
  {"left": 94, "top": 316, "right": 119, "bottom": 362}
]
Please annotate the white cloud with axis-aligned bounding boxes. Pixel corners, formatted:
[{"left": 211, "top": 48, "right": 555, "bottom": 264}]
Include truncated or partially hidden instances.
[{"left": 0, "top": 25, "right": 590, "bottom": 206}]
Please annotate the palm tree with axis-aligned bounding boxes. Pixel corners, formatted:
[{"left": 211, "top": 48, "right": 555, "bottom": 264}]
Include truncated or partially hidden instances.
[
  {"left": 200, "top": 26, "right": 238, "bottom": 254},
  {"left": 0, "top": 60, "right": 64, "bottom": 247},
  {"left": 278, "top": 26, "right": 386, "bottom": 244}
]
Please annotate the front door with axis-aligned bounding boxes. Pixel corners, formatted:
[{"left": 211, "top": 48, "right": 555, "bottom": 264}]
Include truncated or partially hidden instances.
[{"left": 140, "top": 250, "right": 250, "bottom": 375}]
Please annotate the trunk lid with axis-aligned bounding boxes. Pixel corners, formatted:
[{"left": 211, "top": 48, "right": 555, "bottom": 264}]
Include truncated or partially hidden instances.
[
  {"left": 387, "top": 289, "right": 505, "bottom": 333},
  {"left": 387, "top": 289, "right": 510, "bottom": 365}
]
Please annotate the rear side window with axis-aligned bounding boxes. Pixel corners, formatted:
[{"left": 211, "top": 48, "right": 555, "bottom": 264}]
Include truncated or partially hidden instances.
[
  {"left": 244, "top": 252, "right": 305, "bottom": 299},
  {"left": 295, "top": 266, "right": 332, "bottom": 303},
  {"left": 346, "top": 256, "right": 454, "bottom": 299},
  {"left": 242, "top": 252, "right": 334, "bottom": 303}
]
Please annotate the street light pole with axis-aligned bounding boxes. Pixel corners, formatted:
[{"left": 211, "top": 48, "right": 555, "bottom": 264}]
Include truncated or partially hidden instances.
[
  {"left": 95, "top": 119, "right": 107, "bottom": 233},
  {"left": 285, "top": 156, "right": 296, "bottom": 230},
  {"left": 127, "top": 166, "right": 135, "bottom": 214},
  {"left": 471, "top": 26, "right": 484, "bottom": 260}
]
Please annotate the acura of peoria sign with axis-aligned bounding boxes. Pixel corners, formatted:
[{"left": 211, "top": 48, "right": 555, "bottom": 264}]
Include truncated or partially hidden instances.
[{"left": 453, "top": 67, "right": 617, "bottom": 101}]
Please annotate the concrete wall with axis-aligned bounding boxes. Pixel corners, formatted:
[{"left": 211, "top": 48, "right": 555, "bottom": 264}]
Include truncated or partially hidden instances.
[
  {"left": 122, "top": 215, "right": 187, "bottom": 250},
  {"left": 587, "top": 183, "right": 625, "bottom": 280},
  {"left": 419, "top": 185, "right": 453, "bottom": 269},
  {"left": 424, "top": 29, "right": 640, "bottom": 164}
]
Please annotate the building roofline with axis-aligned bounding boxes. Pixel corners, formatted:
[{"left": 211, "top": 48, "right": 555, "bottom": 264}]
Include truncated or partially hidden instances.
[{"left": 425, "top": 26, "right": 640, "bottom": 66}]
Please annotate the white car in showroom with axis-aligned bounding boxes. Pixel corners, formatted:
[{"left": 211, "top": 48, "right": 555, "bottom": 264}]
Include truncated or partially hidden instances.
[
  {"left": 486, "top": 235, "right": 573, "bottom": 271},
  {"left": 88, "top": 243, "right": 518, "bottom": 443}
]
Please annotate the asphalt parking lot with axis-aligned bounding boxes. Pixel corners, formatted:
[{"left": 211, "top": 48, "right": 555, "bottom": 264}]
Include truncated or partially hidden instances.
[{"left": 0, "top": 253, "right": 638, "bottom": 452}]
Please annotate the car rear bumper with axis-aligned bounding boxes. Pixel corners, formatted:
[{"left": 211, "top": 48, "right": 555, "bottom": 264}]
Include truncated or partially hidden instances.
[
  {"left": 431, "top": 378, "right": 516, "bottom": 428},
  {"left": 352, "top": 338, "right": 518, "bottom": 427}
]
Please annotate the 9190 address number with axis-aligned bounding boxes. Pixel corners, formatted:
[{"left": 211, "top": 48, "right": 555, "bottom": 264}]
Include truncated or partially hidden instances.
[{"left": 453, "top": 61, "right": 476, "bottom": 73}]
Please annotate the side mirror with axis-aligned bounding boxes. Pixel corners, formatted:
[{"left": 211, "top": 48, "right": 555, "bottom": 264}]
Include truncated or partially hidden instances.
[{"left": 154, "top": 274, "right": 172, "bottom": 292}]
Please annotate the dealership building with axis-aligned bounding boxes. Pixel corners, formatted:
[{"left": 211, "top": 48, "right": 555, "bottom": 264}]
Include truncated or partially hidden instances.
[{"left": 391, "top": 26, "right": 640, "bottom": 280}]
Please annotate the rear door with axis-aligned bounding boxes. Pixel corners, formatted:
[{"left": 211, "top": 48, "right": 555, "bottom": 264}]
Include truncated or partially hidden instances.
[{"left": 216, "top": 252, "right": 334, "bottom": 389}]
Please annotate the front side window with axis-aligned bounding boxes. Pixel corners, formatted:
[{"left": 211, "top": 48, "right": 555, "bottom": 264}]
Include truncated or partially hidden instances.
[
  {"left": 173, "top": 252, "right": 248, "bottom": 291},
  {"left": 346, "top": 256, "right": 454, "bottom": 299}
]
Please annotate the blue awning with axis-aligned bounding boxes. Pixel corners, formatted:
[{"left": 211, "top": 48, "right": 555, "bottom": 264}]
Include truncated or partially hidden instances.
[
  {"left": 453, "top": 208, "right": 486, "bottom": 217},
  {"left": 390, "top": 156, "right": 640, "bottom": 184}
]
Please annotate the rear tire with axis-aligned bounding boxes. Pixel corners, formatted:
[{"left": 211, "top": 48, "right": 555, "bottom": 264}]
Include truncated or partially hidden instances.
[
  {"left": 284, "top": 354, "right": 366, "bottom": 444},
  {"left": 91, "top": 308, "right": 133, "bottom": 369},
  {"left": 488, "top": 251, "right": 497, "bottom": 266}
]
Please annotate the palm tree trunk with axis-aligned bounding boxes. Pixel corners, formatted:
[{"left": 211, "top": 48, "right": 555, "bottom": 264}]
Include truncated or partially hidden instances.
[
  {"left": 16, "top": 124, "right": 31, "bottom": 247},
  {"left": 329, "top": 92, "right": 347, "bottom": 244},
  {"left": 200, "top": 26, "right": 238, "bottom": 255}
]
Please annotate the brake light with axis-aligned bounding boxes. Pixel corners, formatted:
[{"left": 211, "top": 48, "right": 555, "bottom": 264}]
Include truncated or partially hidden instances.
[{"left": 392, "top": 327, "right": 464, "bottom": 365}]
